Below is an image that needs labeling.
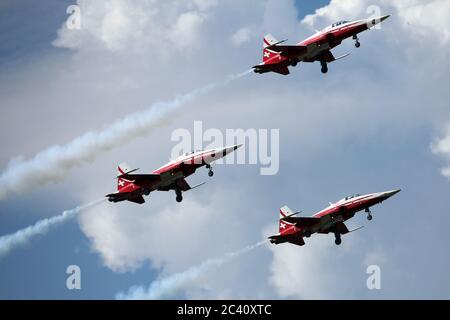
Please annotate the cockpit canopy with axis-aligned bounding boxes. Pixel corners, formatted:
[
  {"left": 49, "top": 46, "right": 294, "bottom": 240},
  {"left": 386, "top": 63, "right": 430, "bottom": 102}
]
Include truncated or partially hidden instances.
[
  {"left": 344, "top": 194, "right": 361, "bottom": 201},
  {"left": 176, "top": 149, "right": 204, "bottom": 159},
  {"left": 331, "top": 20, "right": 349, "bottom": 28}
]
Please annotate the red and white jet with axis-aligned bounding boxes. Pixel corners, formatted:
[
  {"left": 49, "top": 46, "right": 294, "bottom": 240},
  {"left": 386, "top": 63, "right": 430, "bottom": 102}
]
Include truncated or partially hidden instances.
[
  {"left": 253, "top": 14, "right": 390, "bottom": 75},
  {"left": 106, "top": 144, "right": 242, "bottom": 204},
  {"left": 269, "top": 189, "right": 400, "bottom": 246}
]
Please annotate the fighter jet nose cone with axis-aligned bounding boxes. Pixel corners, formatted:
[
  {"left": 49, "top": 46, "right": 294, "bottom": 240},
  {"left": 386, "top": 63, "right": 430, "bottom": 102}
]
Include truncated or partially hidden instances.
[
  {"left": 380, "top": 14, "right": 391, "bottom": 22},
  {"left": 222, "top": 144, "right": 242, "bottom": 155},
  {"left": 385, "top": 189, "right": 401, "bottom": 198},
  {"left": 369, "top": 14, "right": 391, "bottom": 25}
]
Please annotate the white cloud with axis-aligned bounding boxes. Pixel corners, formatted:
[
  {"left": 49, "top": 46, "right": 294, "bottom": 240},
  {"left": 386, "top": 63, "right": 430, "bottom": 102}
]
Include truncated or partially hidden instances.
[
  {"left": 116, "top": 240, "right": 266, "bottom": 299},
  {"left": 53, "top": 0, "right": 217, "bottom": 54},
  {"left": 393, "top": 0, "right": 450, "bottom": 44},
  {"left": 231, "top": 27, "right": 254, "bottom": 47},
  {"left": 3, "top": 0, "right": 450, "bottom": 299},
  {"left": 169, "top": 11, "right": 206, "bottom": 49},
  {"left": 269, "top": 237, "right": 336, "bottom": 299},
  {"left": 363, "top": 247, "right": 388, "bottom": 267},
  {"left": 49, "top": 0, "right": 450, "bottom": 299},
  {"left": 431, "top": 125, "right": 450, "bottom": 180},
  {"left": 79, "top": 189, "right": 251, "bottom": 273},
  {"left": 192, "top": 0, "right": 218, "bottom": 12},
  {"left": 302, "top": 0, "right": 367, "bottom": 27},
  {"left": 267, "top": 225, "right": 363, "bottom": 299}
]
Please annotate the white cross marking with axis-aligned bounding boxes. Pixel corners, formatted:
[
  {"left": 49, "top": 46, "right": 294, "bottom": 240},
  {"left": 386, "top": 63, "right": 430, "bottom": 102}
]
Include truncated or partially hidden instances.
[
  {"left": 280, "top": 222, "right": 286, "bottom": 229},
  {"left": 118, "top": 180, "right": 125, "bottom": 187},
  {"left": 264, "top": 51, "right": 270, "bottom": 58}
]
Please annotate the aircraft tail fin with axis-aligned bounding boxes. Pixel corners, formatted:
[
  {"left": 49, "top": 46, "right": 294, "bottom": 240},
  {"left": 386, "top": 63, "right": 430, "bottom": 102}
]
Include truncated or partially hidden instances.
[
  {"left": 118, "top": 162, "right": 132, "bottom": 174},
  {"left": 117, "top": 162, "right": 134, "bottom": 192},
  {"left": 263, "top": 34, "right": 278, "bottom": 64},
  {"left": 279, "top": 205, "right": 296, "bottom": 219},
  {"left": 279, "top": 205, "right": 295, "bottom": 233},
  {"left": 264, "top": 34, "right": 278, "bottom": 48}
]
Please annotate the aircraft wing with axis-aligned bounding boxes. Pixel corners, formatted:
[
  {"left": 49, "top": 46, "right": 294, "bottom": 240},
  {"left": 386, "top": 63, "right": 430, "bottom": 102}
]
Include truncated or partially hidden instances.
[
  {"left": 117, "top": 173, "right": 161, "bottom": 186},
  {"left": 281, "top": 216, "right": 321, "bottom": 227},
  {"left": 266, "top": 44, "right": 308, "bottom": 58},
  {"left": 307, "top": 49, "right": 350, "bottom": 63},
  {"left": 318, "top": 221, "right": 350, "bottom": 234},
  {"left": 158, "top": 178, "right": 205, "bottom": 192},
  {"left": 176, "top": 178, "right": 193, "bottom": 191},
  {"left": 322, "top": 50, "right": 336, "bottom": 62}
]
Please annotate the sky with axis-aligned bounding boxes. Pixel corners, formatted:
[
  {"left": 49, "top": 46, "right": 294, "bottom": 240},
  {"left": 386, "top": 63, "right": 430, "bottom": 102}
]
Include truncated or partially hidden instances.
[{"left": 0, "top": 0, "right": 450, "bottom": 299}]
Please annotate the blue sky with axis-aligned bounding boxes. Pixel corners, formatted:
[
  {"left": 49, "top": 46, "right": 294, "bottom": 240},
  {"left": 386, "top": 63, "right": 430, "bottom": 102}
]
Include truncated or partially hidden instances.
[
  {"left": 1, "top": 0, "right": 450, "bottom": 299},
  {"left": 0, "top": 1, "right": 70, "bottom": 68}
]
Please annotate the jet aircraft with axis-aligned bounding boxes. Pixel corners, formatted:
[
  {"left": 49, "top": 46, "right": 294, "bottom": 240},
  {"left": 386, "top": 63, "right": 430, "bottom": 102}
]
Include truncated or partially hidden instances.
[
  {"left": 253, "top": 15, "right": 390, "bottom": 75},
  {"left": 106, "top": 145, "right": 242, "bottom": 204},
  {"left": 269, "top": 189, "right": 400, "bottom": 246}
]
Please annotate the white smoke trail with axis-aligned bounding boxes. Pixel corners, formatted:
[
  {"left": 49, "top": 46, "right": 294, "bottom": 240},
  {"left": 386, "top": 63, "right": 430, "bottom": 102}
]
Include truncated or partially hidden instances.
[
  {"left": 0, "top": 198, "right": 105, "bottom": 259},
  {"left": 0, "top": 71, "right": 252, "bottom": 200},
  {"left": 116, "top": 239, "right": 267, "bottom": 300}
]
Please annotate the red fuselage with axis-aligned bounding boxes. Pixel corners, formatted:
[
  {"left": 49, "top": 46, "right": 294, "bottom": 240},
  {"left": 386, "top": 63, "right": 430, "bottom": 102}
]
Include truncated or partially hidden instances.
[{"left": 283, "top": 190, "right": 400, "bottom": 237}]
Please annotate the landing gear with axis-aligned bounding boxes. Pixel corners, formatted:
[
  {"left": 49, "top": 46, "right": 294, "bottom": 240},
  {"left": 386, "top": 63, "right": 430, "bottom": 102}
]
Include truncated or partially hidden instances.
[
  {"left": 291, "top": 58, "right": 299, "bottom": 67},
  {"left": 175, "top": 188, "right": 183, "bottom": 203},
  {"left": 304, "top": 230, "right": 311, "bottom": 238},
  {"left": 320, "top": 60, "right": 328, "bottom": 74},
  {"left": 206, "top": 164, "right": 214, "bottom": 177},
  {"left": 334, "top": 233, "right": 342, "bottom": 245},
  {"left": 143, "top": 188, "right": 150, "bottom": 196},
  {"left": 353, "top": 35, "right": 360, "bottom": 48},
  {"left": 365, "top": 208, "right": 373, "bottom": 221}
]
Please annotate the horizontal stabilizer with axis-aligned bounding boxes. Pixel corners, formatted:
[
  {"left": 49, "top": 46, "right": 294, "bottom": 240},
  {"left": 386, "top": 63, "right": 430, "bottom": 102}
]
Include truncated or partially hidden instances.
[
  {"left": 106, "top": 192, "right": 145, "bottom": 204},
  {"left": 106, "top": 192, "right": 121, "bottom": 200},
  {"left": 253, "top": 64, "right": 290, "bottom": 75},
  {"left": 268, "top": 234, "right": 305, "bottom": 246}
]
